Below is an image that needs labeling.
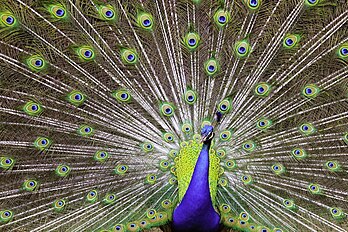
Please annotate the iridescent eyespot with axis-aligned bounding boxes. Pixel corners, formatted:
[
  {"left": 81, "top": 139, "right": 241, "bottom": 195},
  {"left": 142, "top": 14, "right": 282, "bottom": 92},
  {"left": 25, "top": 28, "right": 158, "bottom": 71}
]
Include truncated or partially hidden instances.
[
  {"left": 183, "top": 32, "right": 200, "bottom": 51},
  {"left": 127, "top": 222, "right": 139, "bottom": 231},
  {"left": 235, "top": 40, "right": 251, "bottom": 58},
  {"left": 85, "top": 190, "right": 98, "bottom": 203},
  {"left": 218, "top": 98, "right": 232, "bottom": 114},
  {"left": 112, "top": 89, "right": 132, "bottom": 103},
  {"left": 244, "top": 0, "right": 261, "bottom": 10},
  {"left": 225, "top": 159, "right": 237, "bottom": 171},
  {"left": 146, "top": 174, "right": 157, "bottom": 184},
  {"left": 242, "top": 140, "right": 256, "bottom": 152},
  {"left": 78, "top": 125, "right": 94, "bottom": 136},
  {"left": 224, "top": 215, "right": 237, "bottom": 227},
  {"left": 168, "top": 149, "right": 178, "bottom": 159},
  {"left": 22, "top": 100, "right": 43, "bottom": 116},
  {"left": 93, "top": 150, "right": 108, "bottom": 162},
  {"left": 137, "top": 12, "right": 153, "bottom": 30},
  {"left": 53, "top": 199, "right": 66, "bottom": 212},
  {"left": 330, "top": 207, "right": 345, "bottom": 220},
  {"left": 255, "top": 82, "right": 271, "bottom": 97},
  {"left": 26, "top": 55, "right": 46, "bottom": 71},
  {"left": 204, "top": 58, "right": 220, "bottom": 76},
  {"left": 283, "top": 34, "right": 300, "bottom": 49},
  {"left": 241, "top": 175, "right": 252, "bottom": 185},
  {"left": 169, "top": 177, "right": 177, "bottom": 185},
  {"left": 220, "top": 130, "right": 232, "bottom": 141},
  {"left": 181, "top": 122, "right": 193, "bottom": 133},
  {"left": 67, "top": 90, "right": 86, "bottom": 106},
  {"left": 337, "top": 43, "right": 348, "bottom": 60},
  {"left": 256, "top": 118, "right": 272, "bottom": 130},
  {"left": 184, "top": 90, "right": 197, "bottom": 104},
  {"left": 22, "top": 179, "right": 38, "bottom": 191},
  {"left": 160, "top": 102, "right": 175, "bottom": 117},
  {"left": 325, "top": 161, "right": 340, "bottom": 172},
  {"left": 112, "top": 224, "right": 125, "bottom": 231},
  {"left": 299, "top": 123, "right": 316, "bottom": 135},
  {"left": 291, "top": 148, "right": 307, "bottom": 160},
  {"left": 121, "top": 48, "right": 138, "bottom": 64},
  {"left": 216, "top": 149, "right": 226, "bottom": 159},
  {"left": 302, "top": 84, "right": 320, "bottom": 99},
  {"left": 213, "top": 9, "right": 230, "bottom": 27},
  {"left": 305, "top": 0, "right": 320, "bottom": 6},
  {"left": 272, "top": 163, "right": 286, "bottom": 175},
  {"left": 344, "top": 132, "right": 348, "bottom": 144},
  {"left": 141, "top": 142, "right": 154, "bottom": 152},
  {"left": 34, "top": 137, "right": 51, "bottom": 150},
  {"left": 219, "top": 204, "right": 231, "bottom": 213},
  {"left": 99, "top": 5, "right": 116, "bottom": 21},
  {"left": 161, "top": 199, "right": 172, "bottom": 209},
  {"left": 170, "top": 166, "right": 176, "bottom": 177},
  {"left": 283, "top": 199, "right": 296, "bottom": 210},
  {"left": 218, "top": 177, "right": 228, "bottom": 187},
  {"left": 103, "top": 193, "right": 116, "bottom": 204},
  {"left": 49, "top": 5, "right": 67, "bottom": 19},
  {"left": 146, "top": 209, "right": 157, "bottom": 219},
  {"left": 239, "top": 212, "right": 249, "bottom": 221},
  {"left": 114, "top": 164, "right": 128, "bottom": 175},
  {"left": 162, "top": 132, "right": 175, "bottom": 143},
  {"left": 0, "top": 157, "right": 15, "bottom": 170},
  {"left": 76, "top": 46, "right": 95, "bottom": 61},
  {"left": 0, "top": 12, "right": 17, "bottom": 27},
  {"left": 0, "top": 210, "right": 13, "bottom": 223},
  {"left": 55, "top": 164, "right": 71, "bottom": 177},
  {"left": 308, "top": 183, "right": 321, "bottom": 194},
  {"left": 273, "top": 228, "right": 283, "bottom": 232},
  {"left": 159, "top": 160, "right": 170, "bottom": 171},
  {"left": 259, "top": 227, "right": 270, "bottom": 232}
]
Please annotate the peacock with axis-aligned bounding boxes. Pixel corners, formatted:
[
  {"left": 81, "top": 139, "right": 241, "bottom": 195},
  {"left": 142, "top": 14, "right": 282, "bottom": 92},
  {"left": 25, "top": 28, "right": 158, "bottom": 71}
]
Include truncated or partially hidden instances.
[{"left": 0, "top": 0, "right": 348, "bottom": 231}]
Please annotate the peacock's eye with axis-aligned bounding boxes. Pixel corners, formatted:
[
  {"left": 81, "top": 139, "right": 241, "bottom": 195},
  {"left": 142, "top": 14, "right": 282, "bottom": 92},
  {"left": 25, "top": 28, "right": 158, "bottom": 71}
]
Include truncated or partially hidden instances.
[
  {"left": 137, "top": 12, "right": 153, "bottom": 30},
  {"left": 184, "top": 32, "right": 200, "bottom": 50},
  {"left": 287, "top": 38, "right": 294, "bottom": 46},
  {"left": 84, "top": 50, "right": 92, "bottom": 58},
  {"left": 188, "top": 38, "right": 196, "bottom": 46},
  {"left": 127, "top": 54, "right": 135, "bottom": 61},
  {"left": 160, "top": 102, "right": 175, "bottom": 116},
  {"left": 143, "top": 19, "right": 151, "bottom": 27},
  {"left": 213, "top": 9, "right": 230, "bottom": 27},
  {"left": 239, "top": 46, "right": 246, "bottom": 54},
  {"left": 341, "top": 47, "right": 348, "bottom": 56},
  {"left": 6, "top": 16, "right": 14, "bottom": 24},
  {"left": 56, "top": 8, "right": 65, "bottom": 17},
  {"left": 218, "top": 15, "right": 226, "bottom": 23},
  {"left": 255, "top": 83, "right": 271, "bottom": 96},
  {"left": 77, "top": 46, "right": 95, "bottom": 61},
  {"left": 74, "top": 94, "right": 82, "bottom": 100},
  {"left": 218, "top": 98, "right": 231, "bottom": 113},
  {"left": 105, "top": 10, "right": 114, "bottom": 18}
]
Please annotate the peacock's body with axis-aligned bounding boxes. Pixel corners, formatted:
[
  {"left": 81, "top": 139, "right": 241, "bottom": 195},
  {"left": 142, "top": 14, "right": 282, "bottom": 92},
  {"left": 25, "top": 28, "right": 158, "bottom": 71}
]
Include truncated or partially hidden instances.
[{"left": 0, "top": 0, "right": 348, "bottom": 231}]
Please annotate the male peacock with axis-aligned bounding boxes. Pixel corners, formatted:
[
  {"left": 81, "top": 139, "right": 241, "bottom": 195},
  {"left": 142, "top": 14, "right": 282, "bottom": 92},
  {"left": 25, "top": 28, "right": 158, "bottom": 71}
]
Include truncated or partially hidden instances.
[{"left": 0, "top": 0, "right": 348, "bottom": 231}]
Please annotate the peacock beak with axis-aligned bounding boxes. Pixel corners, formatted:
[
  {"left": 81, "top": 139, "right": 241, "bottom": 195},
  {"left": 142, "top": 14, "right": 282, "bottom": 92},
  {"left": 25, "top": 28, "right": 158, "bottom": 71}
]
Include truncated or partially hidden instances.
[{"left": 201, "top": 132, "right": 214, "bottom": 143}]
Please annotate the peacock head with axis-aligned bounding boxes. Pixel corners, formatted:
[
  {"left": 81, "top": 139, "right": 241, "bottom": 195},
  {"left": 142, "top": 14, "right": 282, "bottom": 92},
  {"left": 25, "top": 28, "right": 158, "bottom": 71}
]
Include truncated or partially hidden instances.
[{"left": 201, "top": 125, "right": 215, "bottom": 143}]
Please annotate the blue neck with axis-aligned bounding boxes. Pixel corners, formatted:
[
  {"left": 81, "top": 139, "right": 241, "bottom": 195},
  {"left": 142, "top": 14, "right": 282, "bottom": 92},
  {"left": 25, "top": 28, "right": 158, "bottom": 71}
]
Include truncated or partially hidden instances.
[{"left": 173, "top": 142, "right": 220, "bottom": 232}]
